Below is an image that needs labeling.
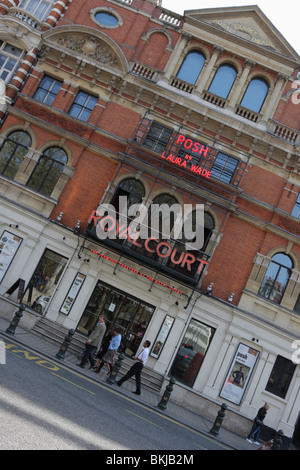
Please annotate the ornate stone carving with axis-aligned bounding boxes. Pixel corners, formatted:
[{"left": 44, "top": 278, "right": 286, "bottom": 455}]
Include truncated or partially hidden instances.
[{"left": 57, "top": 34, "right": 119, "bottom": 68}]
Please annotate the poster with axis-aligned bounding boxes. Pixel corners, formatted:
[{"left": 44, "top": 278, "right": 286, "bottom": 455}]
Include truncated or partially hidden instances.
[
  {"left": 0, "top": 231, "right": 23, "bottom": 283},
  {"left": 60, "top": 273, "right": 86, "bottom": 315},
  {"left": 220, "top": 343, "right": 260, "bottom": 405},
  {"left": 151, "top": 314, "right": 174, "bottom": 359}
]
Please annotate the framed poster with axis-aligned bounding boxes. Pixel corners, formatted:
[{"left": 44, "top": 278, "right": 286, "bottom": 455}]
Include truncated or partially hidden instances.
[
  {"left": 150, "top": 314, "right": 174, "bottom": 359},
  {"left": 60, "top": 273, "right": 86, "bottom": 315},
  {"left": 0, "top": 231, "right": 23, "bottom": 283},
  {"left": 220, "top": 343, "right": 260, "bottom": 405}
]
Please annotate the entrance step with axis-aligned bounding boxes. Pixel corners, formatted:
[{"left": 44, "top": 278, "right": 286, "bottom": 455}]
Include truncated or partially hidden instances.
[{"left": 32, "top": 317, "right": 164, "bottom": 393}]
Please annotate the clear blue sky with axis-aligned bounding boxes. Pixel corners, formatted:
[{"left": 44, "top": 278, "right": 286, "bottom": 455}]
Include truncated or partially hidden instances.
[{"left": 161, "top": 0, "right": 300, "bottom": 55}]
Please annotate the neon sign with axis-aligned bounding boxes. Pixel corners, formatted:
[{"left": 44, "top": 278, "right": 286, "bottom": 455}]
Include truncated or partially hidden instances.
[
  {"left": 88, "top": 210, "right": 208, "bottom": 277},
  {"left": 160, "top": 134, "right": 212, "bottom": 179},
  {"left": 90, "top": 249, "right": 183, "bottom": 294}
]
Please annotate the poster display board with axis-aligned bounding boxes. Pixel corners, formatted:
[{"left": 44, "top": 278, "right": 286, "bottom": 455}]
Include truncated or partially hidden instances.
[
  {"left": 220, "top": 343, "right": 260, "bottom": 405},
  {"left": 151, "top": 314, "right": 174, "bottom": 359},
  {"left": 0, "top": 231, "right": 23, "bottom": 283},
  {"left": 60, "top": 273, "right": 86, "bottom": 315}
]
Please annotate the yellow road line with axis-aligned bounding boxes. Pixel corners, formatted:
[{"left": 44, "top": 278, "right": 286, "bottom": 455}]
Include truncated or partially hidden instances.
[
  {"left": 51, "top": 372, "right": 96, "bottom": 395},
  {"left": 193, "top": 442, "right": 207, "bottom": 450},
  {"left": 125, "top": 409, "right": 163, "bottom": 429},
  {"left": 1, "top": 335, "right": 230, "bottom": 449}
]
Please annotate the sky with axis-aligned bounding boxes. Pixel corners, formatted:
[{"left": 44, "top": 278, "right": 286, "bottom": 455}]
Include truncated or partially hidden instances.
[{"left": 160, "top": 0, "right": 300, "bottom": 55}]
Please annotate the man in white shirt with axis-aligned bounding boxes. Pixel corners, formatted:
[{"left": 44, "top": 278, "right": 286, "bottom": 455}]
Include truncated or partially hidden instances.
[{"left": 117, "top": 340, "right": 151, "bottom": 395}]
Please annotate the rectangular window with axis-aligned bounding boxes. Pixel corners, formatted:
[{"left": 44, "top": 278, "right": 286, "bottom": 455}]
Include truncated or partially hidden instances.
[
  {"left": 34, "top": 75, "right": 62, "bottom": 106},
  {"left": 0, "top": 41, "right": 24, "bottom": 83},
  {"left": 18, "top": 0, "right": 54, "bottom": 21},
  {"left": 291, "top": 193, "right": 300, "bottom": 219},
  {"left": 68, "top": 90, "right": 98, "bottom": 122},
  {"left": 22, "top": 249, "right": 68, "bottom": 313},
  {"left": 265, "top": 355, "right": 296, "bottom": 399},
  {"left": 170, "top": 318, "right": 215, "bottom": 387},
  {"left": 143, "top": 122, "right": 173, "bottom": 154},
  {"left": 211, "top": 152, "right": 238, "bottom": 184}
]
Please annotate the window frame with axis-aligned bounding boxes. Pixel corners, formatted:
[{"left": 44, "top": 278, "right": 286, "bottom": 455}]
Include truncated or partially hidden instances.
[
  {"left": 291, "top": 193, "right": 300, "bottom": 219},
  {"left": 240, "top": 76, "right": 269, "bottom": 113},
  {"left": 265, "top": 355, "right": 296, "bottom": 399},
  {"left": 211, "top": 152, "right": 239, "bottom": 184},
  {"left": 0, "top": 41, "right": 24, "bottom": 83},
  {"left": 208, "top": 63, "right": 237, "bottom": 99},
  {"left": 68, "top": 90, "right": 98, "bottom": 122},
  {"left": 34, "top": 75, "right": 63, "bottom": 106},
  {"left": 143, "top": 122, "right": 173, "bottom": 154},
  {"left": 18, "top": 0, "right": 55, "bottom": 21},
  {"left": 0, "top": 130, "right": 31, "bottom": 179},
  {"left": 176, "top": 50, "right": 206, "bottom": 85},
  {"left": 258, "top": 253, "right": 293, "bottom": 305},
  {"left": 26, "top": 146, "right": 68, "bottom": 197}
]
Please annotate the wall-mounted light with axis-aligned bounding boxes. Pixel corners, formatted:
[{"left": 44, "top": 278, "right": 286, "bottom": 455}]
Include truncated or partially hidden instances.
[
  {"left": 74, "top": 220, "right": 81, "bottom": 234},
  {"left": 206, "top": 282, "right": 213, "bottom": 296},
  {"left": 228, "top": 292, "right": 234, "bottom": 302},
  {"left": 56, "top": 211, "right": 64, "bottom": 222}
]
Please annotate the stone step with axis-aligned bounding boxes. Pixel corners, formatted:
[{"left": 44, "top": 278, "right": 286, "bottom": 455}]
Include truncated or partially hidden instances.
[{"left": 32, "top": 317, "right": 164, "bottom": 392}]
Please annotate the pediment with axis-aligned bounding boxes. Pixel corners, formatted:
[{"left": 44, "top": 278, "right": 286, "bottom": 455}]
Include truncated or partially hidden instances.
[
  {"left": 42, "top": 26, "right": 128, "bottom": 74},
  {"left": 185, "top": 6, "right": 299, "bottom": 61}
]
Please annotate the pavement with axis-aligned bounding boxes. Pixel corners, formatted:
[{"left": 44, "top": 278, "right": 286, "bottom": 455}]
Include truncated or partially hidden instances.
[{"left": 0, "top": 316, "right": 258, "bottom": 451}]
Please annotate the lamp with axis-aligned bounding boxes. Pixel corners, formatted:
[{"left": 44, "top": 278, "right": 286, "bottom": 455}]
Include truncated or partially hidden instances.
[
  {"left": 74, "top": 220, "right": 81, "bottom": 234},
  {"left": 228, "top": 293, "right": 234, "bottom": 302},
  {"left": 206, "top": 282, "right": 213, "bottom": 296},
  {"left": 56, "top": 211, "right": 63, "bottom": 222}
]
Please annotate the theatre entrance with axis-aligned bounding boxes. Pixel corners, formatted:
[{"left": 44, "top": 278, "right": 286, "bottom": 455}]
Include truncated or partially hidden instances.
[{"left": 77, "top": 280, "right": 155, "bottom": 356}]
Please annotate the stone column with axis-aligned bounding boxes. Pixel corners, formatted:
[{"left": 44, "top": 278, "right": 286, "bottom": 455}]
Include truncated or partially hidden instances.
[
  {"left": 195, "top": 45, "right": 223, "bottom": 96},
  {"left": 161, "top": 32, "right": 192, "bottom": 83},
  {"left": 227, "top": 59, "right": 256, "bottom": 110},
  {"left": 261, "top": 73, "right": 288, "bottom": 124}
]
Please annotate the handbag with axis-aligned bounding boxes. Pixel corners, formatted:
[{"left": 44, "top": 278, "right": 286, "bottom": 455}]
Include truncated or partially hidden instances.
[{"left": 254, "top": 417, "right": 263, "bottom": 425}]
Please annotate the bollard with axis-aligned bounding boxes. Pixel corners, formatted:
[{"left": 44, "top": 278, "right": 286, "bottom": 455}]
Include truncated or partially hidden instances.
[
  {"left": 157, "top": 377, "right": 175, "bottom": 410},
  {"left": 6, "top": 304, "right": 25, "bottom": 335},
  {"left": 56, "top": 329, "right": 75, "bottom": 360},
  {"left": 107, "top": 351, "right": 125, "bottom": 385},
  {"left": 210, "top": 402, "right": 227, "bottom": 436},
  {"left": 272, "top": 429, "right": 284, "bottom": 450}
]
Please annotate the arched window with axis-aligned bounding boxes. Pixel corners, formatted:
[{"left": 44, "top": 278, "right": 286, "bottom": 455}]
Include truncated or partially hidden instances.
[
  {"left": 208, "top": 63, "right": 237, "bottom": 98},
  {"left": 258, "top": 253, "right": 293, "bottom": 304},
  {"left": 0, "top": 130, "right": 31, "bottom": 178},
  {"left": 176, "top": 50, "right": 206, "bottom": 85},
  {"left": 26, "top": 146, "right": 68, "bottom": 196},
  {"left": 111, "top": 178, "right": 145, "bottom": 212},
  {"left": 240, "top": 77, "right": 269, "bottom": 113}
]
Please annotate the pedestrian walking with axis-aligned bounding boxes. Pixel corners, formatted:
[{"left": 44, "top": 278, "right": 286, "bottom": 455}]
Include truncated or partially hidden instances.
[
  {"left": 92, "top": 329, "right": 113, "bottom": 373},
  {"left": 77, "top": 315, "right": 107, "bottom": 369},
  {"left": 117, "top": 340, "right": 151, "bottom": 395},
  {"left": 246, "top": 402, "right": 270, "bottom": 445},
  {"left": 101, "top": 327, "right": 122, "bottom": 374}
]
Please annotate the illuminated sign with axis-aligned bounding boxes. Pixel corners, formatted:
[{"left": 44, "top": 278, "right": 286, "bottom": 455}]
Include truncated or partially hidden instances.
[
  {"left": 161, "top": 134, "right": 212, "bottom": 179},
  {"left": 90, "top": 249, "right": 183, "bottom": 294}
]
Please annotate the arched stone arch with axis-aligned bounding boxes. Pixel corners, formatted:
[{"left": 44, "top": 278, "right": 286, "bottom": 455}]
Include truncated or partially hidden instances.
[{"left": 42, "top": 25, "right": 129, "bottom": 75}]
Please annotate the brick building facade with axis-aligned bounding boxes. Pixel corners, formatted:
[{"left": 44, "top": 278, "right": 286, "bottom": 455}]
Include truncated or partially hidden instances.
[{"left": 0, "top": 0, "right": 299, "bottom": 442}]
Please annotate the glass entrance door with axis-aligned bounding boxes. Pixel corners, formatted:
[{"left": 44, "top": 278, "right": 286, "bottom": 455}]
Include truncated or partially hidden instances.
[{"left": 77, "top": 280, "right": 155, "bottom": 356}]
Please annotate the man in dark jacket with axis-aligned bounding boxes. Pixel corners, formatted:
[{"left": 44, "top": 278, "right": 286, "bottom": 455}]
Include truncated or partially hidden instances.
[{"left": 246, "top": 403, "right": 270, "bottom": 444}]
